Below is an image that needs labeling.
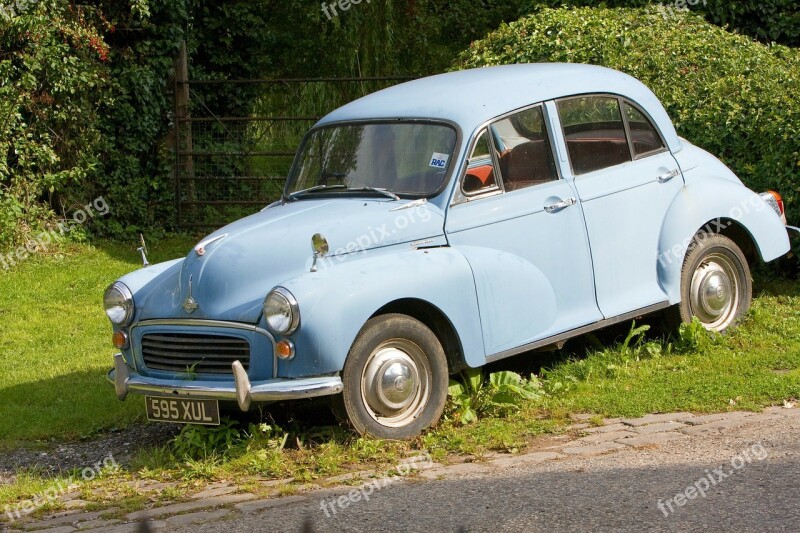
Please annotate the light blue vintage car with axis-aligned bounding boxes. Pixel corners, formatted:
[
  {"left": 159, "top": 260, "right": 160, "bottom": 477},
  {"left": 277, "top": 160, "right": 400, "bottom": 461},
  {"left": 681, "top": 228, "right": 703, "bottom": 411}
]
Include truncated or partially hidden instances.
[{"left": 105, "top": 64, "right": 792, "bottom": 439}]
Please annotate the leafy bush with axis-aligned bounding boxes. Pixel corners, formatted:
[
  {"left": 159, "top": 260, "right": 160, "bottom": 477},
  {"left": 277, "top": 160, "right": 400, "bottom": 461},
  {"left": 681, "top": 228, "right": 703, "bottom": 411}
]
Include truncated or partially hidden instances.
[
  {"left": 0, "top": 1, "right": 111, "bottom": 247},
  {"left": 455, "top": 7, "right": 800, "bottom": 224},
  {"left": 80, "top": 0, "right": 188, "bottom": 238},
  {"left": 171, "top": 418, "right": 242, "bottom": 459},
  {"left": 170, "top": 418, "right": 291, "bottom": 460},
  {"left": 448, "top": 368, "right": 545, "bottom": 424}
]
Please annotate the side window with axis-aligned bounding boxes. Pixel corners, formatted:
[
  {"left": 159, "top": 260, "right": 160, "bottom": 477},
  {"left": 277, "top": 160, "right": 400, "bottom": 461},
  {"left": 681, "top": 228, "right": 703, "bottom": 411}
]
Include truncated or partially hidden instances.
[
  {"left": 624, "top": 102, "right": 665, "bottom": 158},
  {"left": 462, "top": 130, "right": 498, "bottom": 194},
  {"left": 558, "top": 96, "right": 631, "bottom": 175},
  {"left": 489, "top": 105, "right": 558, "bottom": 191}
]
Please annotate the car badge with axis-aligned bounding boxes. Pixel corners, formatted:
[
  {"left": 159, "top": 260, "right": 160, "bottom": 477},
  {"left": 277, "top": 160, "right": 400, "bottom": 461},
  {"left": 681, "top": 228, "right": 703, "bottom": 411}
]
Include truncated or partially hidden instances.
[{"left": 183, "top": 275, "right": 199, "bottom": 314}]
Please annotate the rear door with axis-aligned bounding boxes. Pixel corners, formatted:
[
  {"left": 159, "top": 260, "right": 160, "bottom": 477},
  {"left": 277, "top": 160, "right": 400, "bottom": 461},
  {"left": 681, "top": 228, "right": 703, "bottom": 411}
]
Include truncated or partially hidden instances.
[{"left": 555, "top": 95, "right": 684, "bottom": 318}]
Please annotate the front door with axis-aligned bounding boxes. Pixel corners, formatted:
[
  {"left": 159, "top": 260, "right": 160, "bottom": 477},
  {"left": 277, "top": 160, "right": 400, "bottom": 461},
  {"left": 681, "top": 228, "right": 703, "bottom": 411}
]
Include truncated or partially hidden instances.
[{"left": 446, "top": 104, "right": 603, "bottom": 357}]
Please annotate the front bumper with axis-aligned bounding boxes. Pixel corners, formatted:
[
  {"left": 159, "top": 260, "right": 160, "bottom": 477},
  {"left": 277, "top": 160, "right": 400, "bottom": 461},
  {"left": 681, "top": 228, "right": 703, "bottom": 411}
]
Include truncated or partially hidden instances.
[{"left": 108, "top": 353, "right": 343, "bottom": 412}]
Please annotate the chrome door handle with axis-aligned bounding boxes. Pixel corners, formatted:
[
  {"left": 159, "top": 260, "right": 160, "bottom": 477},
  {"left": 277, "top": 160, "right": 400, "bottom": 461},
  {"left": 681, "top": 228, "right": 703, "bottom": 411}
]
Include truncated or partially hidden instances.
[
  {"left": 544, "top": 197, "right": 576, "bottom": 213},
  {"left": 657, "top": 169, "right": 680, "bottom": 183}
]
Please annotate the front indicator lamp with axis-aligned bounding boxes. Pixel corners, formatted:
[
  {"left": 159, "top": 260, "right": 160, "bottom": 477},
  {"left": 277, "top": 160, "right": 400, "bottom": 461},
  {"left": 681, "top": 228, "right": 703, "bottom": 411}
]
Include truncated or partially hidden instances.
[
  {"left": 112, "top": 330, "right": 129, "bottom": 349},
  {"left": 276, "top": 339, "right": 296, "bottom": 360}
]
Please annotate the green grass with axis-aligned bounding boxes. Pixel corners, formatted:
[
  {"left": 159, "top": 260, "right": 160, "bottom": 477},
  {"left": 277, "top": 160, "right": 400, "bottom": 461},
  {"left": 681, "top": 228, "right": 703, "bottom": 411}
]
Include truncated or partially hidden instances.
[
  {"left": 0, "top": 236, "right": 198, "bottom": 447},
  {"left": 0, "top": 240, "right": 798, "bottom": 515}
]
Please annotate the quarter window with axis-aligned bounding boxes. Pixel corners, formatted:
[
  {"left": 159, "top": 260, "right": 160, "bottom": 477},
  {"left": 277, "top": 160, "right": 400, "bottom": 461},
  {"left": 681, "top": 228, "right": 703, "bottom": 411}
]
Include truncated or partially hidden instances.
[
  {"left": 624, "top": 102, "right": 665, "bottom": 157},
  {"left": 462, "top": 130, "right": 498, "bottom": 194},
  {"left": 489, "top": 105, "right": 558, "bottom": 191},
  {"left": 558, "top": 96, "right": 631, "bottom": 175}
]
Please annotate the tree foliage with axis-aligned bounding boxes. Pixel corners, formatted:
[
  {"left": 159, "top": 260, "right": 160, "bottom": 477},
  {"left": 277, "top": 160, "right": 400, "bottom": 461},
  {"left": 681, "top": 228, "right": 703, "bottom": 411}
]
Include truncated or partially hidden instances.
[{"left": 1, "top": 1, "right": 798, "bottom": 246}]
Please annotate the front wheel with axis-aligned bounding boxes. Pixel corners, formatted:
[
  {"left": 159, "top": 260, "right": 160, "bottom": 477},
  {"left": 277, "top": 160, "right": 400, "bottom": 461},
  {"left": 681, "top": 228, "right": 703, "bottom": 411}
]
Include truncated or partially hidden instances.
[
  {"left": 341, "top": 314, "right": 448, "bottom": 439},
  {"left": 667, "top": 233, "right": 752, "bottom": 332}
]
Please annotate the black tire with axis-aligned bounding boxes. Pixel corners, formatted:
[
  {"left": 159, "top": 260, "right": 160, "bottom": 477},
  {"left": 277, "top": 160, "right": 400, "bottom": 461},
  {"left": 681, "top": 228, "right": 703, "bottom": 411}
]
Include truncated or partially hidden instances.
[
  {"left": 341, "top": 313, "right": 448, "bottom": 439},
  {"left": 665, "top": 233, "right": 752, "bottom": 332}
]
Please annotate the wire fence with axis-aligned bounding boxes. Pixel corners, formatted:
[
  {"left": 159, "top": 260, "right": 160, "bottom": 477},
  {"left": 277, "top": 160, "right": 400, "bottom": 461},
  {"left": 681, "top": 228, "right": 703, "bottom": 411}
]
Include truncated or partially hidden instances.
[{"left": 175, "top": 77, "right": 415, "bottom": 229}]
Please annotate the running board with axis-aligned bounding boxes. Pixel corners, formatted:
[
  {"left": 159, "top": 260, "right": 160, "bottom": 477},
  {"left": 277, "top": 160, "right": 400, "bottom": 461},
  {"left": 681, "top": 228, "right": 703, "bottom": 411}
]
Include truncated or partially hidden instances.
[{"left": 485, "top": 301, "right": 671, "bottom": 364}]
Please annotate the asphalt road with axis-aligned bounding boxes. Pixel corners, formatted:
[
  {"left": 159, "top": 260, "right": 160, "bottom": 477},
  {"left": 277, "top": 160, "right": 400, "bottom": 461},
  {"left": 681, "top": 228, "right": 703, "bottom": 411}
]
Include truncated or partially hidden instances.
[{"left": 175, "top": 413, "right": 800, "bottom": 533}]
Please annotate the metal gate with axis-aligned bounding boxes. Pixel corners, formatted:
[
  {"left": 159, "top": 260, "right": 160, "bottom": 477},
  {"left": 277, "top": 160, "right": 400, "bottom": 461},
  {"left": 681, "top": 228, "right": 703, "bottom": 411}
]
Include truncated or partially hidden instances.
[{"left": 173, "top": 60, "right": 414, "bottom": 229}]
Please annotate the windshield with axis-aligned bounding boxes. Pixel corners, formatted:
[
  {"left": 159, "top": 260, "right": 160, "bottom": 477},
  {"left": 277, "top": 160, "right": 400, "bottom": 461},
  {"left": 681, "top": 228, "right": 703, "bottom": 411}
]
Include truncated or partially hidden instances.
[{"left": 286, "top": 122, "right": 457, "bottom": 198}]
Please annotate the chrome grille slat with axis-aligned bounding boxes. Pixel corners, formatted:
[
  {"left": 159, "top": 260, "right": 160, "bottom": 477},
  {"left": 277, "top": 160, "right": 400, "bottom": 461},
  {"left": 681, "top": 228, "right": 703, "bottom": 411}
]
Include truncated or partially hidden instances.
[
  {"left": 141, "top": 332, "right": 250, "bottom": 375},
  {"left": 140, "top": 346, "right": 248, "bottom": 357},
  {"left": 142, "top": 355, "right": 238, "bottom": 366},
  {"left": 143, "top": 334, "right": 246, "bottom": 345}
]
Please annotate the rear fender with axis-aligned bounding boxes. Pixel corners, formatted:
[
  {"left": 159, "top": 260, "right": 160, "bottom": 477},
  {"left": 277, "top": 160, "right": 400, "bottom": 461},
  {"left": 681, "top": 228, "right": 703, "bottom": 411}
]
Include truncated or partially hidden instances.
[{"left": 657, "top": 176, "right": 789, "bottom": 303}]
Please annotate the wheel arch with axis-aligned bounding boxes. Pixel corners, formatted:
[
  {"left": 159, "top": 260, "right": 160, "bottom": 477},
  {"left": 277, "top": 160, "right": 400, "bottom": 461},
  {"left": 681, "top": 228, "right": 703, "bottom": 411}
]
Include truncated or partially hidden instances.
[
  {"left": 716, "top": 218, "right": 758, "bottom": 265},
  {"left": 372, "top": 298, "right": 466, "bottom": 374}
]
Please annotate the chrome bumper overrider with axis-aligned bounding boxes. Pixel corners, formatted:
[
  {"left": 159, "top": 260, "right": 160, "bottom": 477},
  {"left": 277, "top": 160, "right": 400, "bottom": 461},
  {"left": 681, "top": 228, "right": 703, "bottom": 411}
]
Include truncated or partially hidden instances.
[{"left": 108, "top": 353, "right": 343, "bottom": 412}]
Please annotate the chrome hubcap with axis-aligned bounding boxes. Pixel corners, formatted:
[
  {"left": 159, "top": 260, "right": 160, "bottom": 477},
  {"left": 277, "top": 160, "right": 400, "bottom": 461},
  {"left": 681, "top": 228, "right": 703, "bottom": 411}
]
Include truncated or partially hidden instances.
[
  {"left": 361, "top": 340, "right": 431, "bottom": 427},
  {"left": 689, "top": 253, "right": 739, "bottom": 331}
]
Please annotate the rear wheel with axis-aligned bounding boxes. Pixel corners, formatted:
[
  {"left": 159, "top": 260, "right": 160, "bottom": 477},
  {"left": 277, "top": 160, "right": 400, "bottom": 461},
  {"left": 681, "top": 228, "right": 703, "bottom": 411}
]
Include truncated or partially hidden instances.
[
  {"left": 341, "top": 314, "right": 448, "bottom": 439},
  {"left": 666, "top": 233, "right": 751, "bottom": 332}
]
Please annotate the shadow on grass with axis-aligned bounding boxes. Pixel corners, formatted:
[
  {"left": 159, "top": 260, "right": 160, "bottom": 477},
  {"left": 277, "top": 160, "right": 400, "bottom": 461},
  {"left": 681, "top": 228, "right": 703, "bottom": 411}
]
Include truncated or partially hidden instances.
[{"left": 0, "top": 368, "right": 144, "bottom": 449}]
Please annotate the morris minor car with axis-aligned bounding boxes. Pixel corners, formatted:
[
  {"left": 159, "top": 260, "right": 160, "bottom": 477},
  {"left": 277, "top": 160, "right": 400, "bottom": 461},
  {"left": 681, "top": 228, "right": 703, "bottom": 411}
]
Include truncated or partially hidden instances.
[{"left": 105, "top": 64, "right": 792, "bottom": 439}]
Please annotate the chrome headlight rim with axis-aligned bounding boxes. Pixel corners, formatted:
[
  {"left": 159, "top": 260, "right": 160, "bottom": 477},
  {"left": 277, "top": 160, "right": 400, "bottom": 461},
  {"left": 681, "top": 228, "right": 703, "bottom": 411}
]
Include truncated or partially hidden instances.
[
  {"left": 263, "top": 287, "right": 300, "bottom": 336},
  {"left": 104, "top": 281, "right": 134, "bottom": 326}
]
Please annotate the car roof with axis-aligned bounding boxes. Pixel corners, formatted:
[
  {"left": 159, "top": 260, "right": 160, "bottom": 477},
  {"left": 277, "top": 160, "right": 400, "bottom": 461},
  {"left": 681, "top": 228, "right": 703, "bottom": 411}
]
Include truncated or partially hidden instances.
[{"left": 317, "top": 63, "right": 681, "bottom": 152}]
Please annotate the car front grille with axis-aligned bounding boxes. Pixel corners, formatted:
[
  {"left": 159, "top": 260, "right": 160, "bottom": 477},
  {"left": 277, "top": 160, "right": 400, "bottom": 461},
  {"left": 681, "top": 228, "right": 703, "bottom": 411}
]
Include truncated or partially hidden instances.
[{"left": 141, "top": 332, "right": 250, "bottom": 375}]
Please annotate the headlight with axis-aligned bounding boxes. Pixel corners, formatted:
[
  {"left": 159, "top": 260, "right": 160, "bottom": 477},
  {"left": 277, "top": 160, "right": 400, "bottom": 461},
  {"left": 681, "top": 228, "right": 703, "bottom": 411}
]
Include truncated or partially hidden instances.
[
  {"left": 103, "top": 282, "right": 134, "bottom": 326},
  {"left": 263, "top": 287, "right": 300, "bottom": 335}
]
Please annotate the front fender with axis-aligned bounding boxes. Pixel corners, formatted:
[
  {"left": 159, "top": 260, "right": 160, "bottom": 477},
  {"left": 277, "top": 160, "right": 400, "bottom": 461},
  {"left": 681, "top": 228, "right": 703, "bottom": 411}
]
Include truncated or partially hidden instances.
[
  {"left": 657, "top": 176, "right": 790, "bottom": 303},
  {"left": 275, "top": 247, "right": 484, "bottom": 377}
]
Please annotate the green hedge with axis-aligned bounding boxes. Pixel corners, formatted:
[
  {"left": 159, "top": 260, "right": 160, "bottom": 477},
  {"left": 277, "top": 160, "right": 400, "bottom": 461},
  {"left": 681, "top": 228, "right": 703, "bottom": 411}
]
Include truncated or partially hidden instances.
[
  {"left": 455, "top": 7, "right": 800, "bottom": 225},
  {"left": 522, "top": 1, "right": 800, "bottom": 46}
]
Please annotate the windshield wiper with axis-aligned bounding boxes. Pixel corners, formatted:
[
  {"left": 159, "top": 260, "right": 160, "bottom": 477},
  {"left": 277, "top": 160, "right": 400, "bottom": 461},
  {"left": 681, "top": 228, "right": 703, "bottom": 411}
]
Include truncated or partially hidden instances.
[
  {"left": 286, "top": 184, "right": 346, "bottom": 201},
  {"left": 347, "top": 187, "right": 400, "bottom": 201}
]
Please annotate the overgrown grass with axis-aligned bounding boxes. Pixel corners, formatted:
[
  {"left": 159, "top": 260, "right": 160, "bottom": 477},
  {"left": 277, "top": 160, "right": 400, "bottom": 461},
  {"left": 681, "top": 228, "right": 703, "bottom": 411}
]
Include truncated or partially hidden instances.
[
  {"left": 541, "top": 279, "right": 800, "bottom": 416},
  {"left": 1, "top": 241, "right": 798, "bottom": 516}
]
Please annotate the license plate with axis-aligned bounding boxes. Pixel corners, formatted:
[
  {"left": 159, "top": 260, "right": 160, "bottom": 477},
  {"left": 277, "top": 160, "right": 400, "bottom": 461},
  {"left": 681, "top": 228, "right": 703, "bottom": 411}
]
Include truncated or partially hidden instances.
[{"left": 145, "top": 396, "right": 220, "bottom": 425}]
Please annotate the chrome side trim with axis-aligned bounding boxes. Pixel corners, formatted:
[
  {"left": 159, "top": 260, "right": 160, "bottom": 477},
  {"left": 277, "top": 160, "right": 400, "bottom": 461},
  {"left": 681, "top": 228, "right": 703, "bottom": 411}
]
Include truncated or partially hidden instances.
[{"left": 485, "top": 302, "right": 671, "bottom": 364}]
